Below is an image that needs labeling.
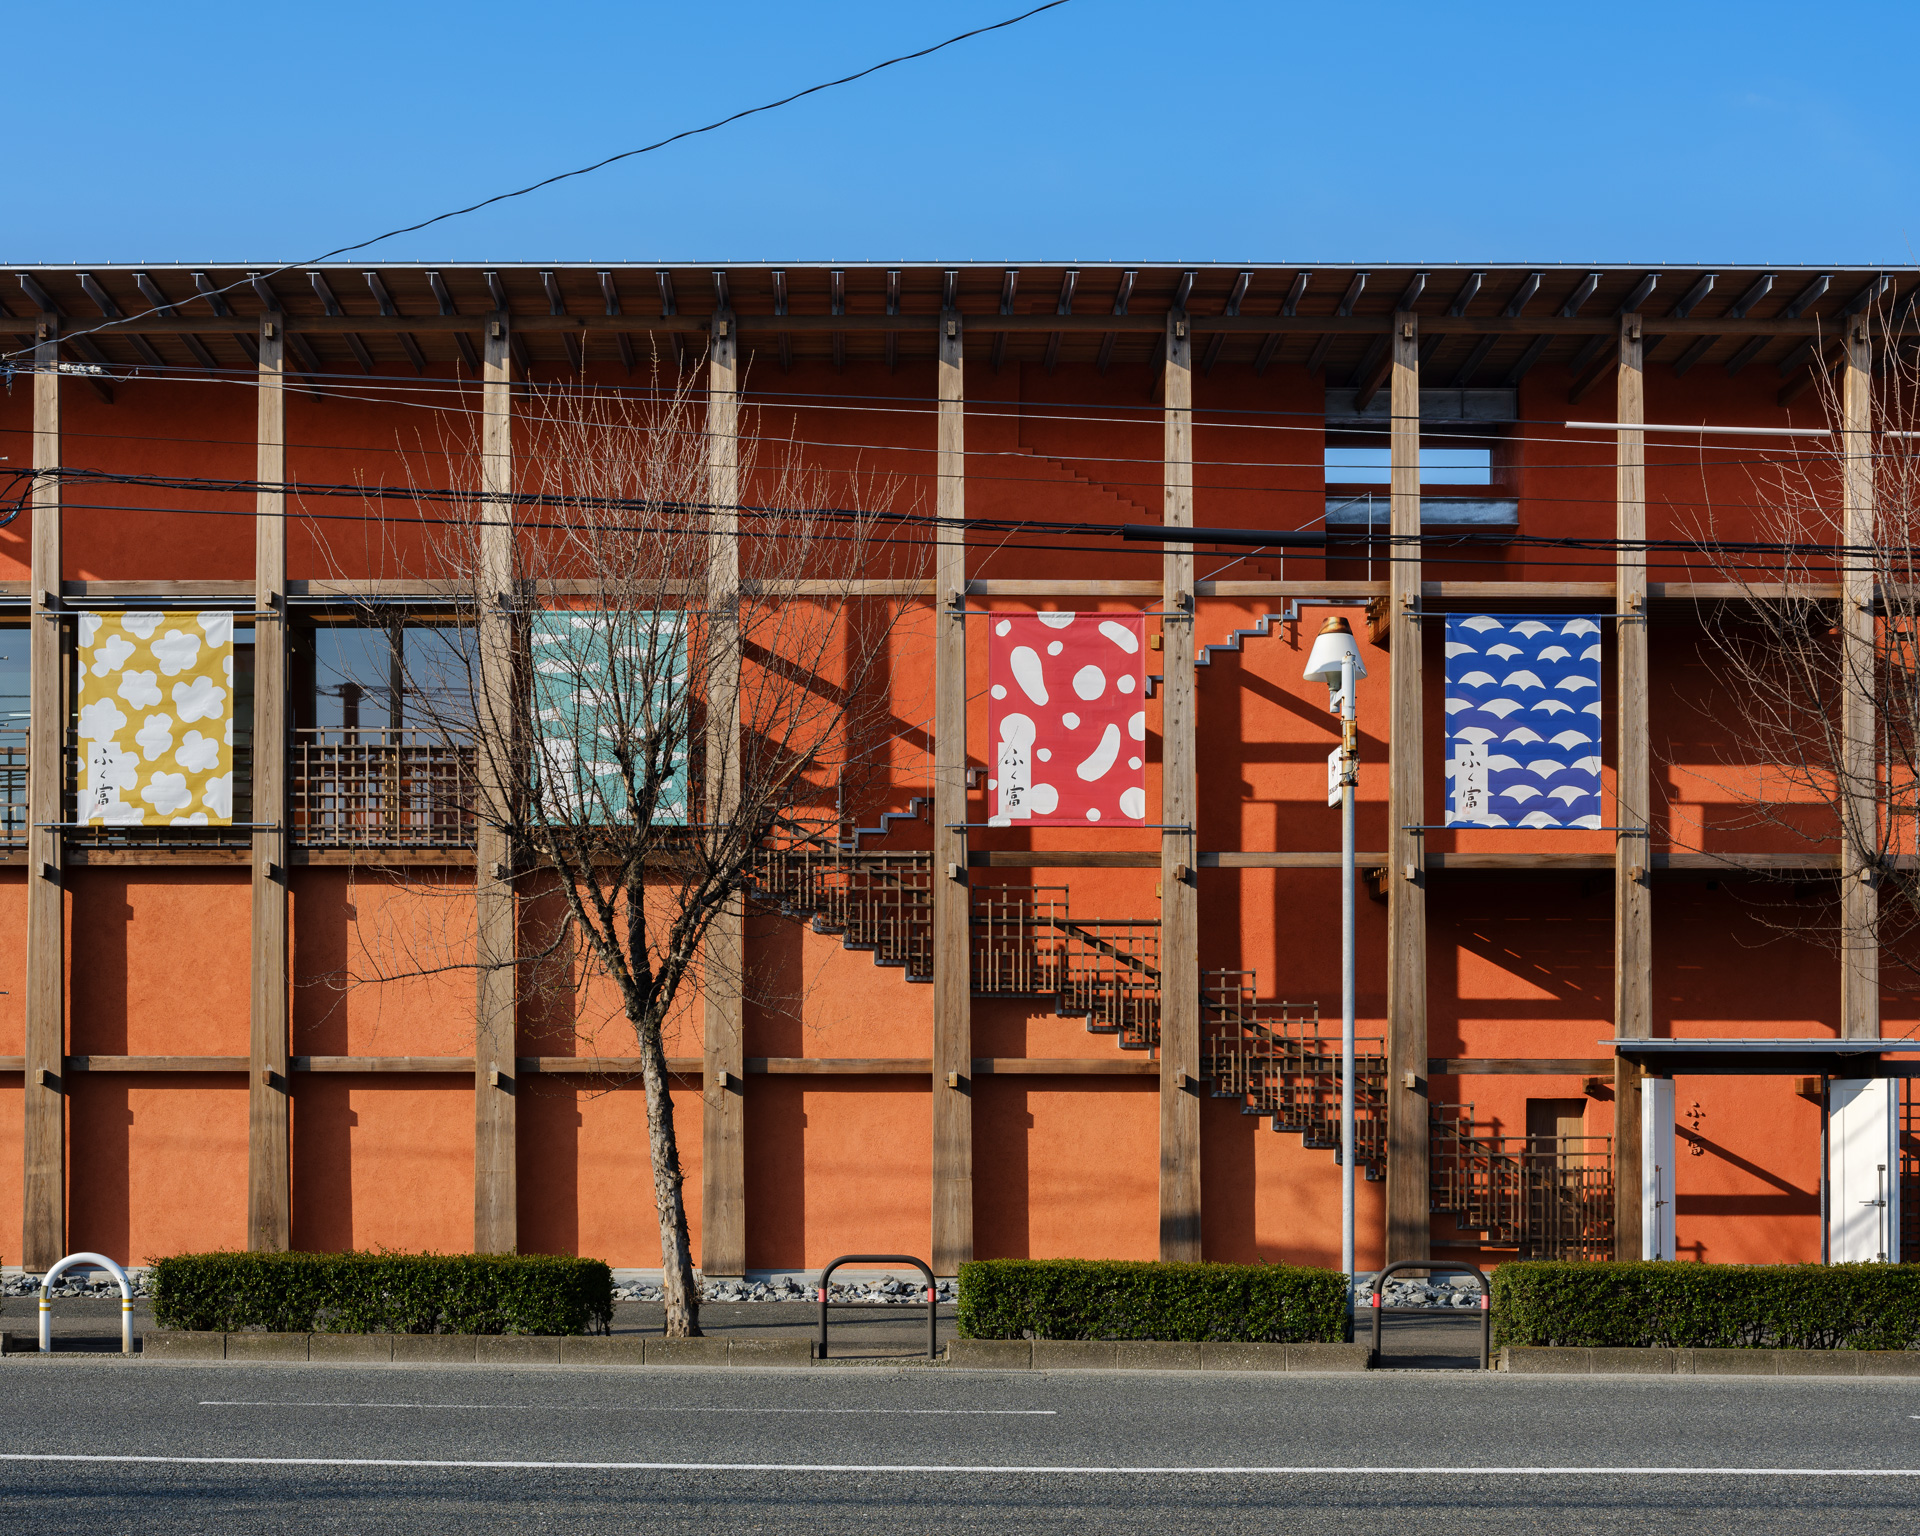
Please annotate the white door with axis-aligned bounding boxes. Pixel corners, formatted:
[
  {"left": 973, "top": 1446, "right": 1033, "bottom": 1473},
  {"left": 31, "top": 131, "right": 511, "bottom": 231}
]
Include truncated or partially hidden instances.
[
  {"left": 1829, "top": 1078, "right": 1900, "bottom": 1263},
  {"left": 1641, "top": 1077, "right": 1676, "bottom": 1260}
]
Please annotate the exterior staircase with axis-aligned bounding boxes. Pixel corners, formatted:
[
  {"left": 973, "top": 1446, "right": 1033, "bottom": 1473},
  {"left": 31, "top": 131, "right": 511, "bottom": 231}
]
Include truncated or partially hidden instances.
[
  {"left": 1429, "top": 1106, "right": 1614, "bottom": 1260},
  {"left": 1204, "top": 972, "right": 1387, "bottom": 1178},
  {"left": 746, "top": 810, "right": 1391, "bottom": 1176}
]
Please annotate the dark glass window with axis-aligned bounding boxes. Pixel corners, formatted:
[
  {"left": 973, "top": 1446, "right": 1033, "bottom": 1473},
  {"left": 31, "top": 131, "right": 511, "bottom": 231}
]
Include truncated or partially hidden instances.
[
  {"left": 0, "top": 628, "right": 25, "bottom": 837},
  {"left": 293, "top": 624, "right": 473, "bottom": 733}
]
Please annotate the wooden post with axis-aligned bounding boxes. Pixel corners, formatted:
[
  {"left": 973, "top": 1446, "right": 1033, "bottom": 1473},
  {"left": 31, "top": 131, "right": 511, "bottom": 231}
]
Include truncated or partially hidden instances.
[
  {"left": 701, "top": 308, "right": 747, "bottom": 1275},
  {"left": 1840, "top": 315, "right": 1878, "bottom": 1042},
  {"left": 23, "top": 317, "right": 64, "bottom": 1272},
  {"left": 473, "top": 312, "right": 518, "bottom": 1253},
  {"left": 931, "top": 310, "right": 973, "bottom": 1275},
  {"left": 1384, "top": 310, "right": 1429, "bottom": 1266},
  {"left": 1158, "top": 308, "right": 1202, "bottom": 1262},
  {"left": 1613, "top": 313, "right": 1649, "bottom": 1259},
  {"left": 248, "top": 317, "right": 291, "bottom": 1251}
]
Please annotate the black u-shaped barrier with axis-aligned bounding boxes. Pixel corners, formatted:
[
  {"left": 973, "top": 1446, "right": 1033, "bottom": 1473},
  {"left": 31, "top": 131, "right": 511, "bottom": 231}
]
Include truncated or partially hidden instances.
[
  {"left": 817, "top": 1254, "right": 939, "bottom": 1360},
  {"left": 1366, "top": 1259, "right": 1491, "bottom": 1370}
]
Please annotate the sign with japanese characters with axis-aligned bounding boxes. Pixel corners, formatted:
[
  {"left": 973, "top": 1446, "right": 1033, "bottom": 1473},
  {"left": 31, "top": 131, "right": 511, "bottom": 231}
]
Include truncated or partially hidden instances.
[
  {"left": 987, "top": 612, "right": 1147, "bottom": 826},
  {"left": 77, "top": 611, "right": 234, "bottom": 825},
  {"left": 1444, "top": 613, "right": 1603, "bottom": 828}
]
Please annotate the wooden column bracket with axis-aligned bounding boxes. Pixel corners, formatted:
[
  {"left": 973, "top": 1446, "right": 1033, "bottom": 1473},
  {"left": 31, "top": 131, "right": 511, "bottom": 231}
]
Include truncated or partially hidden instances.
[
  {"left": 23, "top": 317, "right": 64, "bottom": 1272},
  {"left": 248, "top": 316, "right": 292, "bottom": 1252},
  {"left": 1384, "top": 309, "right": 1429, "bottom": 1265},
  {"left": 1613, "top": 311, "right": 1650, "bottom": 1260},
  {"left": 1840, "top": 316, "right": 1878, "bottom": 1042},
  {"left": 1158, "top": 309, "right": 1202, "bottom": 1262},
  {"left": 701, "top": 309, "right": 747, "bottom": 1276},
  {"left": 931, "top": 310, "right": 973, "bottom": 1275},
  {"left": 473, "top": 311, "right": 518, "bottom": 1253}
]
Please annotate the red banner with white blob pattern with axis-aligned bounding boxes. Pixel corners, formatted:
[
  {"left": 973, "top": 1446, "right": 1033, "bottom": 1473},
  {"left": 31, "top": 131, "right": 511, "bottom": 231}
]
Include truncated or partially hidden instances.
[{"left": 988, "top": 612, "right": 1147, "bottom": 825}]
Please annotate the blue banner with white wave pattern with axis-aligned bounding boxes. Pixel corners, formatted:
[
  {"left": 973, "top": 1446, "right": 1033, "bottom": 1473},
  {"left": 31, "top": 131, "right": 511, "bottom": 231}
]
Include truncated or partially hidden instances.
[{"left": 1444, "top": 614, "right": 1604, "bottom": 828}]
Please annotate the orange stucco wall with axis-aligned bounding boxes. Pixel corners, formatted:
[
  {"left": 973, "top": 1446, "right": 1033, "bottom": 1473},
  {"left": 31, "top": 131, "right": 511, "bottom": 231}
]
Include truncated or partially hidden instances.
[{"left": 0, "top": 341, "right": 1880, "bottom": 1274}]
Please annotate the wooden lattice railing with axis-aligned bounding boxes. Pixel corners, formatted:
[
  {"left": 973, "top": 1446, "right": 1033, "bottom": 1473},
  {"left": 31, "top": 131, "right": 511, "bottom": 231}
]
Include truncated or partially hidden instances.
[
  {"left": 291, "top": 727, "right": 473, "bottom": 848},
  {"left": 971, "top": 884, "right": 1162, "bottom": 1046},
  {"left": 1429, "top": 1106, "right": 1614, "bottom": 1261},
  {"left": 751, "top": 834, "right": 934, "bottom": 979},
  {"left": 1203, "top": 971, "right": 1388, "bottom": 1177}
]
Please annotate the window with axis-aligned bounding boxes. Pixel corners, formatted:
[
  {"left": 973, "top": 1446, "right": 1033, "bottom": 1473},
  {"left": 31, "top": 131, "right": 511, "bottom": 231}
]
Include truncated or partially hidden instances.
[
  {"left": 293, "top": 624, "right": 473, "bottom": 733},
  {"left": 1323, "top": 445, "right": 1492, "bottom": 486},
  {"left": 0, "top": 628, "right": 25, "bottom": 838}
]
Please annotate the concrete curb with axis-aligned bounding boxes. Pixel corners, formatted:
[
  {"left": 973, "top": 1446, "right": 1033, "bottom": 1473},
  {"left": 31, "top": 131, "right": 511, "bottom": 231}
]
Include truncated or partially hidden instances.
[
  {"left": 1501, "top": 1345, "right": 1920, "bottom": 1376},
  {"left": 946, "top": 1339, "right": 1370, "bottom": 1372}
]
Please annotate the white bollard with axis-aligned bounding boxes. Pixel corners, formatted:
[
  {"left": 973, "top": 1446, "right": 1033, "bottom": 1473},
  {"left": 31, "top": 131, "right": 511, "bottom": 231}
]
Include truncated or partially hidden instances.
[{"left": 38, "top": 1252, "right": 136, "bottom": 1356}]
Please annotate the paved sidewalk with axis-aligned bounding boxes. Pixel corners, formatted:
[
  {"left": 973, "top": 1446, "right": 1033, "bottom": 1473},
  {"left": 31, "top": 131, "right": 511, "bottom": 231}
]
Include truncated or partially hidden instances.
[
  {"left": 10, "top": 1296, "right": 1485, "bottom": 1367},
  {"left": 7, "top": 1297, "right": 956, "bottom": 1359}
]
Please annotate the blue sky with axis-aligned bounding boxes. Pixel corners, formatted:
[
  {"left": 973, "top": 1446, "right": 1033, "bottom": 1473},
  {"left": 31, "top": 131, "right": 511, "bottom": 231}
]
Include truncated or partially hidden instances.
[{"left": 17, "top": 0, "right": 1920, "bottom": 266}]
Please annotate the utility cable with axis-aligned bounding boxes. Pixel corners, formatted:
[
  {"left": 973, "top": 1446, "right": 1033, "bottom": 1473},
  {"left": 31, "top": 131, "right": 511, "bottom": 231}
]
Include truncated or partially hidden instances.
[{"left": 0, "top": 0, "right": 1072, "bottom": 365}]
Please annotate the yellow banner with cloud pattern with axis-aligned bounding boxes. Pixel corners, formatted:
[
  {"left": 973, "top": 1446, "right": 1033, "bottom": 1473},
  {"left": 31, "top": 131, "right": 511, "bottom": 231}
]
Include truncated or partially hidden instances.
[{"left": 77, "top": 611, "right": 234, "bottom": 826}]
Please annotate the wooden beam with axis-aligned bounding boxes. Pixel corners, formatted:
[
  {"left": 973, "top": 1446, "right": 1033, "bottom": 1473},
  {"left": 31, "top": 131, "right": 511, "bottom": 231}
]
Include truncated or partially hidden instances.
[
  {"left": 0, "top": 311, "right": 1848, "bottom": 339},
  {"left": 1613, "top": 313, "right": 1650, "bottom": 1262},
  {"left": 1841, "top": 316, "right": 1878, "bottom": 1042},
  {"left": 23, "top": 317, "right": 64, "bottom": 1272},
  {"left": 248, "top": 317, "right": 291, "bottom": 1252},
  {"left": 473, "top": 313, "right": 517, "bottom": 1254},
  {"left": 972, "top": 1057, "right": 1157, "bottom": 1076},
  {"left": 1351, "top": 346, "right": 1394, "bottom": 412},
  {"left": 1566, "top": 350, "right": 1618, "bottom": 405},
  {"left": 1200, "top": 581, "right": 1391, "bottom": 600},
  {"left": 301, "top": 1056, "right": 481, "bottom": 1073},
  {"left": 1385, "top": 310, "right": 1429, "bottom": 1266},
  {"left": 701, "top": 311, "right": 746, "bottom": 1277},
  {"left": 1202, "top": 851, "right": 1389, "bottom": 869},
  {"left": 18, "top": 1053, "right": 1159, "bottom": 1077},
  {"left": 1778, "top": 348, "right": 1837, "bottom": 408},
  {"left": 969, "top": 580, "right": 1163, "bottom": 598},
  {"left": 931, "top": 309, "right": 973, "bottom": 1276},
  {"left": 520, "top": 1057, "right": 699, "bottom": 1076},
  {"left": 1159, "top": 308, "right": 1202, "bottom": 1263}
]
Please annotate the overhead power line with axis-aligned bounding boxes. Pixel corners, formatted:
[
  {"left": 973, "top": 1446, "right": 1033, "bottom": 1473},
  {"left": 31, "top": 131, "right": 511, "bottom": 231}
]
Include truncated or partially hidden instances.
[
  {"left": 1, "top": 465, "right": 1904, "bottom": 574},
  {"left": 0, "top": 0, "right": 1073, "bottom": 365}
]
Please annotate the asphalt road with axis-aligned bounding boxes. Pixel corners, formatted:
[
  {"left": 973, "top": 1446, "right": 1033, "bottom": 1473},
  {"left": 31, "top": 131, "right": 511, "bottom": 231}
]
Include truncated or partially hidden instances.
[{"left": 2, "top": 1359, "right": 1918, "bottom": 1533}]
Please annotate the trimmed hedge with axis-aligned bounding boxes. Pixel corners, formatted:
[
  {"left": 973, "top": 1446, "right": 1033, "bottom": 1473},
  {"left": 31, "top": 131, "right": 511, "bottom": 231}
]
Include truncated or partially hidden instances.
[
  {"left": 956, "top": 1258, "right": 1347, "bottom": 1343},
  {"left": 1493, "top": 1262, "right": 1920, "bottom": 1351},
  {"left": 151, "top": 1251, "right": 614, "bottom": 1336}
]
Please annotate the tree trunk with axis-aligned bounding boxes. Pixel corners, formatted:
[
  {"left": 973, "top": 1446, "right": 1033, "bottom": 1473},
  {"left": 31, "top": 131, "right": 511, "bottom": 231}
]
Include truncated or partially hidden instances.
[{"left": 636, "top": 1005, "right": 702, "bottom": 1337}]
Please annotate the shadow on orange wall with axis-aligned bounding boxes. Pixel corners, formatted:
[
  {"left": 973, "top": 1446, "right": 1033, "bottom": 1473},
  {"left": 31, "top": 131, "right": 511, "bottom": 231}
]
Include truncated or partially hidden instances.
[
  {"left": 68, "top": 1076, "right": 247, "bottom": 1266},
  {"left": 292, "top": 1078, "right": 471, "bottom": 1253}
]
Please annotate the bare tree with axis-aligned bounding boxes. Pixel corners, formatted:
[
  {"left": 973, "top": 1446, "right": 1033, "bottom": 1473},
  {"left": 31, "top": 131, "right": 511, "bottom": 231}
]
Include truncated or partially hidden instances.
[
  {"left": 328, "top": 361, "right": 923, "bottom": 1336},
  {"left": 1683, "top": 309, "right": 1920, "bottom": 981}
]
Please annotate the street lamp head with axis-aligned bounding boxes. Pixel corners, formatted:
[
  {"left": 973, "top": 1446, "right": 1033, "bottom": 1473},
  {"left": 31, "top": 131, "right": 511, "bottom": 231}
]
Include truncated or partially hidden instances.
[{"left": 1303, "top": 615, "right": 1367, "bottom": 691}]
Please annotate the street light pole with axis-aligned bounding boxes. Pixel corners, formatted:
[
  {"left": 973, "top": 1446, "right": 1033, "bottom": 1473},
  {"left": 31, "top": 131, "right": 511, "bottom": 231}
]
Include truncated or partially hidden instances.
[
  {"left": 1339, "top": 647, "right": 1357, "bottom": 1285},
  {"left": 1303, "top": 615, "right": 1368, "bottom": 1305}
]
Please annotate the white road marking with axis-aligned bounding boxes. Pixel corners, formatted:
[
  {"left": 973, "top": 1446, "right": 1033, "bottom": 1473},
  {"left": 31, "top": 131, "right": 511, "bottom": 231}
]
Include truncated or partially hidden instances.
[
  {"left": 197, "top": 1401, "right": 1055, "bottom": 1416},
  {"left": 4, "top": 1455, "right": 1920, "bottom": 1476}
]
